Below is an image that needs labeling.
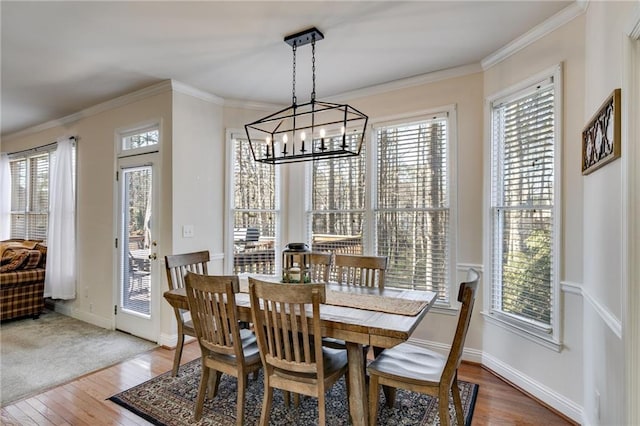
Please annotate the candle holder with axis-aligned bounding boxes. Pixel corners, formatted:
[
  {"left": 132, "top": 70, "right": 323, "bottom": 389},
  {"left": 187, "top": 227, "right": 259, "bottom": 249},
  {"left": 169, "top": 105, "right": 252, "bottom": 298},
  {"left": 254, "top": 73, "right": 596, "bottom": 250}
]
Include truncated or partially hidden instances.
[{"left": 282, "top": 243, "right": 311, "bottom": 283}]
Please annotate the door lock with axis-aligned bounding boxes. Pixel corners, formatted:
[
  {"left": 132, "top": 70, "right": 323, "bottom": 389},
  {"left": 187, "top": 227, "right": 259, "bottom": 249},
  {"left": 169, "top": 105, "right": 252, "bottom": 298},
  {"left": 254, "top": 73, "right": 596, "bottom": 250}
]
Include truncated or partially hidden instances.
[{"left": 148, "top": 253, "right": 158, "bottom": 260}]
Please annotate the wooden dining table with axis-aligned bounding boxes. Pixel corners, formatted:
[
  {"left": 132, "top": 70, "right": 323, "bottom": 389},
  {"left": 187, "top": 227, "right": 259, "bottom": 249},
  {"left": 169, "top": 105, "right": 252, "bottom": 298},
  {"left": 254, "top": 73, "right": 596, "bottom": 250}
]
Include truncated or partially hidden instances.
[{"left": 163, "top": 277, "right": 437, "bottom": 426}]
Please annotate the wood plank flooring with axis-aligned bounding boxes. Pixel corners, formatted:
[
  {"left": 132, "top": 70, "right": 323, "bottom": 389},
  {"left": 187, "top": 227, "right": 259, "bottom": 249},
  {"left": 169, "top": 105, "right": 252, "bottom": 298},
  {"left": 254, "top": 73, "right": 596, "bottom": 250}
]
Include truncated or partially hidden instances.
[{"left": 1, "top": 341, "right": 577, "bottom": 425}]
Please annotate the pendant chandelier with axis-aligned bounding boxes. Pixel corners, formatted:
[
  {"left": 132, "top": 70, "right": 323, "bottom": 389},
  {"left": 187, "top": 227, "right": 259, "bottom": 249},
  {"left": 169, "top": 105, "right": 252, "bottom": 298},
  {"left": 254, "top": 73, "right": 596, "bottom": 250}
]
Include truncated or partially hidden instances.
[{"left": 245, "top": 27, "right": 368, "bottom": 165}]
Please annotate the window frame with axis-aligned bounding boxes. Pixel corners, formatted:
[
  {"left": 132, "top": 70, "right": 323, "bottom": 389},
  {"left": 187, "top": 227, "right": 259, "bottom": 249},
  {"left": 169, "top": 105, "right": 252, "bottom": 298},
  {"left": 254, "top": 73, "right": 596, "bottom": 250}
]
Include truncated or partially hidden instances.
[{"left": 484, "top": 64, "right": 563, "bottom": 350}]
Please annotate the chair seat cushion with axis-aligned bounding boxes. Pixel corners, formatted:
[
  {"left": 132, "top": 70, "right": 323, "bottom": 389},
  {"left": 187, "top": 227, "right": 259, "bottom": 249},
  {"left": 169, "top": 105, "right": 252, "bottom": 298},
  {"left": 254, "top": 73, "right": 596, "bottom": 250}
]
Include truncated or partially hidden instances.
[
  {"left": 208, "top": 328, "right": 261, "bottom": 365},
  {"left": 273, "top": 346, "right": 348, "bottom": 382},
  {"left": 367, "top": 342, "right": 446, "bottom": 383}
]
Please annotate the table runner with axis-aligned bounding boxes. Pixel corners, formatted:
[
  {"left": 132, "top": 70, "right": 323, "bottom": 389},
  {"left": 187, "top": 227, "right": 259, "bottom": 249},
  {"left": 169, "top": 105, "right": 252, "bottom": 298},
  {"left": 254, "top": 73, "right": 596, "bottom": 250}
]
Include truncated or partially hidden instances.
[
  {"left": 239, "top": 275, "right": 428, "bottom": 316},
  {"left": 325, "top": 289, "right": 427, "bottom": 316}
]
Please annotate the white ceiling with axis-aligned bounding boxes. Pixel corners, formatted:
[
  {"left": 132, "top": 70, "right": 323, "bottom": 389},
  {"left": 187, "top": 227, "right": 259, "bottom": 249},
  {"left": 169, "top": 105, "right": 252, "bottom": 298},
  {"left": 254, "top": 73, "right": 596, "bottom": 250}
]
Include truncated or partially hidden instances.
[{"left": 1, "top": 1, "right": 573, "bottom": 138}]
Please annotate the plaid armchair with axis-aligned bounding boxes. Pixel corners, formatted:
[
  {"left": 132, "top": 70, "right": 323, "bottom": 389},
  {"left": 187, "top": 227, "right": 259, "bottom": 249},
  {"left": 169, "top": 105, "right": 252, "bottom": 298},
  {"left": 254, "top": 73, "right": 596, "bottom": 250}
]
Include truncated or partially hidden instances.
[{"left": 0, "top": 239, "right": 47, "bottom": 320}]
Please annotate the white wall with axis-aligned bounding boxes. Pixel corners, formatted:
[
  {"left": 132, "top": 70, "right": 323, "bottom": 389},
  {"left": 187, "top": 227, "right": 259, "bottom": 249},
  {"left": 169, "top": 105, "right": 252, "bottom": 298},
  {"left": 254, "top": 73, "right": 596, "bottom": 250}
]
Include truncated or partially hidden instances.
[
  {"left": 482, "top": 14, "right": 586, "bottom": 420},
  {"left": 582, "top": 2, "right": 636, "bottom": 425},
  {"left": 158, "top": 88, "right": 225, "bottom": 342}
]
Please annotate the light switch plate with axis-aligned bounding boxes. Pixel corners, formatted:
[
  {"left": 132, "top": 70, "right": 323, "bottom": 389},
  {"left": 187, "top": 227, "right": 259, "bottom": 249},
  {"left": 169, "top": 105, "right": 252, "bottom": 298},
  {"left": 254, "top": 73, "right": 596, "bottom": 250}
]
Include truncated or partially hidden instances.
[{"left": 182, "top": 224, "right": 194, "bottom": 238}]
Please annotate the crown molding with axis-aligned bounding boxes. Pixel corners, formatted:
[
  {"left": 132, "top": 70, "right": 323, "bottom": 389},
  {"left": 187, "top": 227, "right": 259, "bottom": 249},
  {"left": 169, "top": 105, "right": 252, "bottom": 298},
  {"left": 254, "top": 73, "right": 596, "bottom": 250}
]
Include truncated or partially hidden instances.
[
  {"left": 222, "top": 98, "right": 285, "bottom": 111},
  {"left": 3, "top": 79, "right": 228, "bottom": 142},
  {"left": 170, "top": 80, "right": 224, "bottom": 105},
  {"left": 481, "top": 1, "right": 588, "bottom": 70},
  {"left": 325, "top": 63, "right": 483, "bottom": 103},
  {"left": 3, "top": 80, "right": 174, "bottom": 142}
]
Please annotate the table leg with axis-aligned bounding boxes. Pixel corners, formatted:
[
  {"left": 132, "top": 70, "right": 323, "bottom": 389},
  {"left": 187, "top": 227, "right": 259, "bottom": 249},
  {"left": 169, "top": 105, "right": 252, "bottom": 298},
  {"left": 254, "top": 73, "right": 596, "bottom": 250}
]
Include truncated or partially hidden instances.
[{"left": 346, "top": 342, "right": 368, "bottom": 426}]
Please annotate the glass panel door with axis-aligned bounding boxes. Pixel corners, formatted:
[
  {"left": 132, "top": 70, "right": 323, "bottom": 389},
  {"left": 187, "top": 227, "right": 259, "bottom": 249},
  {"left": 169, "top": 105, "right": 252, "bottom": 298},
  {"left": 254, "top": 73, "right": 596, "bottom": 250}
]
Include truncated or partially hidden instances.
[{"left": 116, "top": 159, "right": 158, "bottom": 341}]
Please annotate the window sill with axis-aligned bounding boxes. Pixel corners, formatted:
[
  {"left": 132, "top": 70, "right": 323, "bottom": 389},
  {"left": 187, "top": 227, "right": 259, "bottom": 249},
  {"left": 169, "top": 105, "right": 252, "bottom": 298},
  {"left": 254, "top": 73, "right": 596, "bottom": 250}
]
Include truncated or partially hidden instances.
[
  {"left": 430, "top": 304, "right": 460, "bottom": 316},
  {"left": 481, "top": 311, "right": 563, "bottom": 352}
]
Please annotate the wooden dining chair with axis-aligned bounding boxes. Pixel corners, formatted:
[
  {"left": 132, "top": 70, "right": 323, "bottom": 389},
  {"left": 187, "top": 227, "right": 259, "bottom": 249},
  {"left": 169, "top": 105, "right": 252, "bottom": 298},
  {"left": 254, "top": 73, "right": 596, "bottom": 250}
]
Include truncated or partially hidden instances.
[
  {"left": 164, "top": 250, "right": 210, "bottom": 376},
  {"left": 367, "top": 268, "right": 480, "bottom": 426},
  {"left": 334, "top": 254, "right": 388, "bottom": 289},
  {"left": 248, "top": 277, "right": 349, "bottom": 426},
  {"left": 184, "top": 272, "right": 262, "bottom": 424},
  {"left": 309, "top": 252, "right": 332, "bottom": 282},
  {"left": 324, "top": 254, "right": 388, "bottom": 353}
]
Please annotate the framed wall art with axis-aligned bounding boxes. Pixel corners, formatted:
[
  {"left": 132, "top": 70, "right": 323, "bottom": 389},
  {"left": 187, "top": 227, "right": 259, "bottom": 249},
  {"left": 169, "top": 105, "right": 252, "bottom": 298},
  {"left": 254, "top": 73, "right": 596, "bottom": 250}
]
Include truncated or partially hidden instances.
[{"left": 582, "top": 88, "right": 621, "bottom": 175}]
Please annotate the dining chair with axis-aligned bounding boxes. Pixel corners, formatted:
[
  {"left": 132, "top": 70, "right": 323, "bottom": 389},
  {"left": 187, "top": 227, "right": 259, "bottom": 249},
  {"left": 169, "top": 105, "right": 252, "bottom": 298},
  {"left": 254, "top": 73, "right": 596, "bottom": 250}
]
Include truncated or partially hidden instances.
[
  {"left": 164, "top": 250, "right": 210, "bottom": 376},
  {"left": 309, "top": 252, "right": 332, "bottom": 282},
  {"left": 324, "top": 254, "right": 388, "bottom": 353},
  {"left": 334, "top": 254, "right": 388, "bottom": 289},
  {"left": 184, "top": 272, "right": 262, "bottom": 424},
  {"left": 248, "top": 277, "right": 349, "bottom": 426},
  {"left": 367, "top": 268, "right": 480, "bottom": 426}
]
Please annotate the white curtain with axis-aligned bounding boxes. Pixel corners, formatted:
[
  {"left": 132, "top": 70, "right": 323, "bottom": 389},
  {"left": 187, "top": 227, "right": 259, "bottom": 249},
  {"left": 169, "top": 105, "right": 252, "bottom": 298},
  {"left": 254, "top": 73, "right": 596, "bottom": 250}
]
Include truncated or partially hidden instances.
[
  {"left": 45, "top": 138, "right": 76, "bottom": 299},
  {"left": 0, "top": 154, "right": 10, "bottom": 240}
]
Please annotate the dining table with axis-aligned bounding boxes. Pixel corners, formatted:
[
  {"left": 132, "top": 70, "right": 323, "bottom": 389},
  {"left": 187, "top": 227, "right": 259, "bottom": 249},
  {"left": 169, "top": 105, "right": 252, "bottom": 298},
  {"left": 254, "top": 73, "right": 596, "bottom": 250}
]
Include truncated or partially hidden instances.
[{"left": 163, "top": 275, "right": 438, "bottom": 426}]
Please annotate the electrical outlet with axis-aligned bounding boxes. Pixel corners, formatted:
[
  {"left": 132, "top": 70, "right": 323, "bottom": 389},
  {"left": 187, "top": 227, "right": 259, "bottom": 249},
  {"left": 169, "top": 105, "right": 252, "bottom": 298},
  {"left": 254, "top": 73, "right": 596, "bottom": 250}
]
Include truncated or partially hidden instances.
[
  {"left": 182, "top": 224, "right": 195, "bottom": 238},
  {"left": 89, "top": 303, "right": 93, "bottom": 313},
  {"left": 84, "top": 286, "right": 89, "bottom": 298},
  {"left": 595, "top": 389, "right": 600, "bottom": 421}
]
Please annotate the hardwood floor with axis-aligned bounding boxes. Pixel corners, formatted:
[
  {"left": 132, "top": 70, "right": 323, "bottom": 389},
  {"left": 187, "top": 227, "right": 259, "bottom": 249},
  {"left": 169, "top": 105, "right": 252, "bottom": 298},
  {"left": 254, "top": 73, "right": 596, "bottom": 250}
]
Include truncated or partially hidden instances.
[{"left": 1, "top": 341, "right": 576, "bottom": 425}]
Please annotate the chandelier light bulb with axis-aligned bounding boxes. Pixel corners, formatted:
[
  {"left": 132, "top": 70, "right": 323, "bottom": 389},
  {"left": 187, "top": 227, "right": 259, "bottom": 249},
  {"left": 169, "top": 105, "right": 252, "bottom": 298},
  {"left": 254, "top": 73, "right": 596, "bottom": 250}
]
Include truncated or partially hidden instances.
[
  {"left": 300, "top": 131, "right": 306, "bottom": 141},
  {"left": 283, "top": 134, "right": 288, "bottom": 143},
  {"left": 320, "top": 128, "right": 326, "bottom": 138}
]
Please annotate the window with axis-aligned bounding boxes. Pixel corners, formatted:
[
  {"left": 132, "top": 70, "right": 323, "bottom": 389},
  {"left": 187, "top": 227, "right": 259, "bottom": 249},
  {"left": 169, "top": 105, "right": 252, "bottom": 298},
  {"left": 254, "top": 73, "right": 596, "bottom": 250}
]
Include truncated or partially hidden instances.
[
  {"left": 229, "top": 134, "right": 279, "bottom": 275},
  {"left": 488, "top": 68, "right": 560, "bottom": 343},
  {"left": 8, "top": 143, "right": 76, "bottom": 242},
  {"left": 122, "top": 127, "right": 159, "bottom": 152},
  {"left": 374, "top": 114, "right": 453, "bottom": 301},
  {"left": 309, "top": 135, "right": 366, "bottom": 258}
]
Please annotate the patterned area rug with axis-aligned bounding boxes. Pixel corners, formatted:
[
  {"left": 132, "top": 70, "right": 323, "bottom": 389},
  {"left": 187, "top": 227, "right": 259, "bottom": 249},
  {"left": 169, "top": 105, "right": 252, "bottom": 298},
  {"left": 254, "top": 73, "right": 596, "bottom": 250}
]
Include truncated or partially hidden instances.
[{"left": 109, "top": 359, "right": 478, "bottom": 425}]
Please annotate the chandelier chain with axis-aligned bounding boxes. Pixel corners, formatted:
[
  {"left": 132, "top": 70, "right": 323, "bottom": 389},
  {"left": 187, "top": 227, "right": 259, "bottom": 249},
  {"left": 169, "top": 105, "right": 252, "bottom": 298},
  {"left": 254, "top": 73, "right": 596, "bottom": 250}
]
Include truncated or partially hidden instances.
[
  {"left": 311, "top": 36, "right": 316, "bottom": 102},
  {"left": 292, "top": 43, "right": 297, "bottom": 105}
]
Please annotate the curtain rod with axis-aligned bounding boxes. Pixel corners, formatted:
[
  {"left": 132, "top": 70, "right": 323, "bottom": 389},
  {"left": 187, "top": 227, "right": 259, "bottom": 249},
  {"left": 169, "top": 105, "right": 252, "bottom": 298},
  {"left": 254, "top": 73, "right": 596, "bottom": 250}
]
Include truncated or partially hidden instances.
[{"left": 7, "top": 136, "right": 76, "bottom": 157}]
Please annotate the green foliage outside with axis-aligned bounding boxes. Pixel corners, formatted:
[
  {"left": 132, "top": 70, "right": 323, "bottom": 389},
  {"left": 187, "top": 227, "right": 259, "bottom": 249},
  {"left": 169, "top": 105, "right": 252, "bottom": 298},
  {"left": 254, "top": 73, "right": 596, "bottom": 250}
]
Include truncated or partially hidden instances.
[{"left": 502, "top": 228, "right": 551, "bottom": 325}]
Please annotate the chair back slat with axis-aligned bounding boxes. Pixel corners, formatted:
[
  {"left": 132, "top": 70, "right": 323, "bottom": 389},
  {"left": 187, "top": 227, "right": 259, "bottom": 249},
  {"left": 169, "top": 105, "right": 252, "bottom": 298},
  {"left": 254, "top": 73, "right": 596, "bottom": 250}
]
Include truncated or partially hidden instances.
[
  {"left": 309, "top": 252, "right": 332, "bottom": 282},
  {"left": 334, "top": 254, "right": 387, "bottom": 289},
  {"left": 165, "top": 250, "right": 210, "bottom": 290},
  {"left": 184, "top": 273, "right": 243, "bottom": 359},
  {"left": 249, "top": 279, "right": 325, "bottom": 376}
]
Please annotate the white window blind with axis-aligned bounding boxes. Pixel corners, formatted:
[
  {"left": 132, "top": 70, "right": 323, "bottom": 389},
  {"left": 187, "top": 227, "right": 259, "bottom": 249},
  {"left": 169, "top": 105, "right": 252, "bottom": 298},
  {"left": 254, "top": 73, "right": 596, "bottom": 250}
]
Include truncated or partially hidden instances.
[
  {"left": 491, "top": 79, "right": 556, "bottom": 330},
  {"left": 9, "top": 150, "right": 53, "bottom": 241},
  {"left": 375, "top": 117, "right": 450, "bottom": 300},
  {"left": 309, "top": 134, "right": 366, "bottom": 260},
  {"left": 231, "top": 136, "right": 278, "bottom": 275}
]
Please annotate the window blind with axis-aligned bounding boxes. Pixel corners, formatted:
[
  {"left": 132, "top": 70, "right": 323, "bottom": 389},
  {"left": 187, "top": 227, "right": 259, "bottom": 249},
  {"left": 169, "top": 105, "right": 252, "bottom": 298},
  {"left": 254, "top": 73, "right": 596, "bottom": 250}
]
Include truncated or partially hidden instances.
[
  {"left": 309, "top": 135, "right": 366, "bottom": 262},
  {"left": 9, "top": 151, "right": 51, "bottom": 241},
  {"left": 491, "top": 83, "right": 555, "bottom": 329},
  {"left": 375, "top": 118, "right": 450, "bottom": 300},
  {"left": 232, "top": 137, "right": 278, "bottom": 275}
]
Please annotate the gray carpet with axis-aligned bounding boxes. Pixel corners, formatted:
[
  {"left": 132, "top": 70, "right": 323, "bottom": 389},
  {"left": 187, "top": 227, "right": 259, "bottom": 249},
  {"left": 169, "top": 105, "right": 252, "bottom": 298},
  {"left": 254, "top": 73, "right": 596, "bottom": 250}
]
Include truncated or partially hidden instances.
[{"left": 1, "top": 309, "right": 157, "bottom": 405}]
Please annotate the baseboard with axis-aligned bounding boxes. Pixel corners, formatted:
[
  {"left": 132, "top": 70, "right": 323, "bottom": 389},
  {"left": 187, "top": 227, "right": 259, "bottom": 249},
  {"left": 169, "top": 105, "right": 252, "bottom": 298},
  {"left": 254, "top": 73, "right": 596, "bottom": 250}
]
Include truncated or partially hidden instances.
[
  {"left": 407, "top": 337, "right": 581, "bottom": 423},
  {"left": 51, "top": 301, "right": 115, "bottom": 330},
  {"left": 482, "top": 352, "right": 583, "bottom": 423},
  {"left": 158, "top": 332, "right": 196, "bottom": 349}
]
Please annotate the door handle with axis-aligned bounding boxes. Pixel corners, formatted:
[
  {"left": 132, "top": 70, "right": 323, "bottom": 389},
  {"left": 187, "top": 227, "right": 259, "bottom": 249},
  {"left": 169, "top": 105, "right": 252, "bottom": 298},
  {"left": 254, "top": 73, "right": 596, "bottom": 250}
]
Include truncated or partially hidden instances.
[{"left": 148, "top": 253, "right": 157, "bottom": 260}]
